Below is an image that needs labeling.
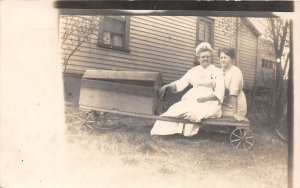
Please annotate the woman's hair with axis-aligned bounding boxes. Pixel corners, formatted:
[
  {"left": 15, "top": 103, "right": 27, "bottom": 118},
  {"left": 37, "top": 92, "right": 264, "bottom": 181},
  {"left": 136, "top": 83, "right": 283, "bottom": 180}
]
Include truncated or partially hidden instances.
[
  {"left": 195, "top": 42, "right": 214, "bottom": 56},
  {"left": 219, "top": 47, "right": 236, "bottom": 59},
  {"left": 194, "top": 42, "right": 214, "bottom": 66}
]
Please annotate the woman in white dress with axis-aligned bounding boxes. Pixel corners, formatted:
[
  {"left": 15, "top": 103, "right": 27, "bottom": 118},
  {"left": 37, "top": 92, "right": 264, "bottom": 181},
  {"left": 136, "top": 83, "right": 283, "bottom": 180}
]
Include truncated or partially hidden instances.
[
  {"left": 150, "top": 42, "right": 225, "bottom": 137},
  {"left": 219, "top": 47, "right": 247, "bottom": 121}
]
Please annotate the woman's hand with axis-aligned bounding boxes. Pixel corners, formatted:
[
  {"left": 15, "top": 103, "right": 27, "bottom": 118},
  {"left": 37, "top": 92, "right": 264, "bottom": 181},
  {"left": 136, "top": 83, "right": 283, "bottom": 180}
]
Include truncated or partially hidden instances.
[
  {"left": 159, "top": 85, "right": 168, "bottom": 99},
  {"left": 159, "top": 83, "right": 176, "bottom": 99},
  {"left": 233, "top": 114, "right": 248, "bottom": 122}
]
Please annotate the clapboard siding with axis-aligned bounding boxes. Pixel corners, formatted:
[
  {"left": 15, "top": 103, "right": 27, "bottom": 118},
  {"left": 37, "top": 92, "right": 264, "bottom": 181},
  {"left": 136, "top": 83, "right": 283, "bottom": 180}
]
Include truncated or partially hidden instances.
[
  {"left": 255, "top": 38, "right": 275, "bottom": 88},
  {"left": 61, "top": 36, "right": 194, "bottom": 62},
  {"left": 130, "top": 32, "right": 194, "bottom": 52},
  {"left": 60, "top": 16, "right": 197, "bottom": 83},
  {"left": 238, "top": 21, "right": 258, "bottom": 88},
  {"left": 213, "top": 17, "right": 237, "bottom": 47},
  {"left": 63, "top": 52, "right": 187, "bottom": 81},
  {"left": 134, "top": 16, "right": 196, "bottom": 36},
  {"left": 212, "top": 17, "right": 238, "bottom": 65},
  {"left": 130, "top": 22, "right": 195, "bottom": 43},
  {"left": 161, "top": 16, "right": 197, "bottom": 27},
  {"left": 62, "top": 41, "right": 193, "bottom": 66},
  {"left": 60, "top": 16, "right": 258, "bottom": 85},
  {"left": 62, "top": 50, "right": 190, "bottom": 73},
  {"left": 64, "top": 60, "right": 181, "bottom": 81}
]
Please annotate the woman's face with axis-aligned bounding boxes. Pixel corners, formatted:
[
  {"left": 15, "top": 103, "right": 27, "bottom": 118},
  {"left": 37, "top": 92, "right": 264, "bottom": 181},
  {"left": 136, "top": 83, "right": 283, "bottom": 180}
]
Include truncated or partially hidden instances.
[
  {"left": 197, "top": 51, "right": 212, "bottom": 68},
  {"left": 220, "top": 52, "right": 233, "bottom": 69}
]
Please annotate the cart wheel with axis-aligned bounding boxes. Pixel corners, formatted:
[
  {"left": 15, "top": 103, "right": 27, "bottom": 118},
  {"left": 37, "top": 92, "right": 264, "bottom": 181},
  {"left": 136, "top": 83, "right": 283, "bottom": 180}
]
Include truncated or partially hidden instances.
[
  {"left": 72, "top": 111, "right": 96, "bottom": 132},
  {"left": 230, "top": 128, "right": 254, "bottom": 150}
]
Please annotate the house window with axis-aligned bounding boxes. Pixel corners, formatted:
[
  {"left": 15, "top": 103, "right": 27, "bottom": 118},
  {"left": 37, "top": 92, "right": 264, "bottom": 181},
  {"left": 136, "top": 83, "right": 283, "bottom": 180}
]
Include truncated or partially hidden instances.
[
  {"left": 98, "top": 16, "right": 130, "bottom": 52},
  {"left": 262, "top": 59, "right": 275, "bottom": 69},
  {"left": 196, "top": 17, "right": 214, "bottom": 45}
]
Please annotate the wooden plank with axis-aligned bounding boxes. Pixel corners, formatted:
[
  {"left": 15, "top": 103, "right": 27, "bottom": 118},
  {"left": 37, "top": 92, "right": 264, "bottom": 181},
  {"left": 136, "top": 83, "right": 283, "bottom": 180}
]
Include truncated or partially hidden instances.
[
  {"left": 130, "top": 25, "right": 195, "bottom": 45},
  {"left": 62, "top": 42, "right": 194, "bottom": 68},
  {"left": 64, "top": 62, "right": 182, "bottom": 82},
  {"left": 65, "top": 67, "right": 180, "bottom": 84},
  {"left": 82, "top": 69, "right": 161, "bottom": 81},
  {"left": 65, "top": 55, "right": 188, "bottom": 77},
  {"left": 130, "top": 39, "right": 194, "bottom": 60},
  {"left": 133, "top": 16, "right": 196, "bottom": 36},
  {"left": 131, "top": 33, "right": 194, "bottom": 52},
  {"left": 131, "top": 21, "right": 196, "bottom": 42},
  {"left": 129, "top": 43, "right": 194, "bottom": 63},
  {"left": 238, "top": 62, "right": 256, "bottom": 69},
  {"left": 79, "top": 105, "right": 250, "bottom": 127},
  {"left": 81, "top": 79, "right": 155, "bottom": 98},
  {"left": 79, "top": 88, "right": 155, "bottom": 115},
  {"left": 61, "top": 36, "right": 195, "bottom": 62},
  {"left": 151, "top": 16, "right": 196, "bottom": 30},
  {"left": 160, "top": 16, "right": 197, "bottom": 27}
]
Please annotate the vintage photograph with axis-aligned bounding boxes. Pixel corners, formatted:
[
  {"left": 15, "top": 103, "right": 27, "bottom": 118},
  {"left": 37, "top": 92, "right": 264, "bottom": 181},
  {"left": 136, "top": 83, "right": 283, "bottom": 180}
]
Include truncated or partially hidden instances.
[
  {"left": 61, "top": 10, "right": 290, "bottom": 188},
  {"left": 0, "top": 1, "right": 297, "bottom": 188}
]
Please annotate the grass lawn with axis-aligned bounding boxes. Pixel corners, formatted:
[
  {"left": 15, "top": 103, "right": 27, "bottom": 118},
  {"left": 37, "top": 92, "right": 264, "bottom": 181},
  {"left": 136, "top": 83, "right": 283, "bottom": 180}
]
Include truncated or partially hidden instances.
[{"left": 65, "top": 108, "right": 288, "bottom": 188}]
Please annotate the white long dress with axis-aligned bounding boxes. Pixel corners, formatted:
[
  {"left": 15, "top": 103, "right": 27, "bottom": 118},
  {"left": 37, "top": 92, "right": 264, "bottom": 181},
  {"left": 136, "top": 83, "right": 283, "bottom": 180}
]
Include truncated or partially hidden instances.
[{"left": 150, "top": 64, "right": 225, "bottom": 137}]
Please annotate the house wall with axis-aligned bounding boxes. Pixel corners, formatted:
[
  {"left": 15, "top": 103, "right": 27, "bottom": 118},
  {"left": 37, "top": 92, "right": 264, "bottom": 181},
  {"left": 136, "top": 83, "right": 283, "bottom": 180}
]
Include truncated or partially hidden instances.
[
  {"left": 60, "top": 16, "right": 258, "bottom": 94},
  {"left": 256, "top": 38, "right": 276, "bottom": 88},
  {"left": 237, "top": 20, "right": 259, "bottom": 89},
  {"left": 211, "top": 17, "right": 238, "bottom": 65},
  {"left": 60, "top": 16, "right": 197, "bottom": 83}
]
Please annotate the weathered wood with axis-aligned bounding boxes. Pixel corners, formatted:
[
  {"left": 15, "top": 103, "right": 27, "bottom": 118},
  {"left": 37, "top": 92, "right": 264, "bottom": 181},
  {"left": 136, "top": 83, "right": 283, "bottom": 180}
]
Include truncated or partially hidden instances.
[
  {"left": 238, "top": 21, "right": 258, "bottom": 87},
  {"left": 60, "top": 16, "right": 195, "bottom": 82},
  {"left": 79, "top": 70, "right": 162, "bottom": 115},
  {"left": 80, "top": 88, "right": 155, "bottom": 114},
  {"left": 83, "top": 69, "right": 161, "bottom": 82},
  {"left": 81, "top": 79, "right": 155, "bottom": 97},
  {"left": 61, "top": 16, "right": 258, "bottom": 87},
  {"left": 79, "top": 104, "right": 249, "bottom": 127}
]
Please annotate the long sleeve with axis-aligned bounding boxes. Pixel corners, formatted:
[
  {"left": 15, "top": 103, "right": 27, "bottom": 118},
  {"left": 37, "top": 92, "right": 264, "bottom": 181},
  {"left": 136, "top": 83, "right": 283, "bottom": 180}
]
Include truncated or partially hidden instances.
[{"left": 172, "top": 69, "right": 191, "bottom": 92}]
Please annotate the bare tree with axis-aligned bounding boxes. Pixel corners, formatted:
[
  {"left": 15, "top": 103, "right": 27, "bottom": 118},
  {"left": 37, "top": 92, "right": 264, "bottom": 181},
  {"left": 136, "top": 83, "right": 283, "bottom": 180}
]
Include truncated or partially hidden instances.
[
  {"left": 266, "top": 18, "right": 290, "bottom": 139},
  {"left": 218, "top": 17, "right": 291, "bottom": 138},
  {"left": 61, "top": 16, "right": 99, "bottom": 73}
]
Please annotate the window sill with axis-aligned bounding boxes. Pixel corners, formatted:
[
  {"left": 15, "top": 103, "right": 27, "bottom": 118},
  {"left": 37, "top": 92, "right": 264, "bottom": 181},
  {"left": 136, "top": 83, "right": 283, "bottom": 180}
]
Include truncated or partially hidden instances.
[{"left": 97, "top": 43, "right": 130, "bottom": 53}]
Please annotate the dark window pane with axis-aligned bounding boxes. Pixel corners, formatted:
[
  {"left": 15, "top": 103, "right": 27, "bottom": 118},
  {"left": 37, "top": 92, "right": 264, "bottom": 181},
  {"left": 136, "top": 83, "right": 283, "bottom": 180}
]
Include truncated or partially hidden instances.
[
  {"left": 104, "top": 17, "right": 125, "bottom": 35},
  {"left": 204, "top": 23, "right": 211, "bottom": 43},
  {"left": 198, "top": 21, "right": 205, "bottom": 42},
  {"left": 198, "top": 18, "right": 212, "bottom": 44}
]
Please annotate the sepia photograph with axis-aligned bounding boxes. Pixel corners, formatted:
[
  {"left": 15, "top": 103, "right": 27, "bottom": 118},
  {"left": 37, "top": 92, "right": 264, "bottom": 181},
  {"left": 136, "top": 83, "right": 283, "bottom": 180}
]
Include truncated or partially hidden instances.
[{"left": 0, "top": 1, "right": 298, "bottom": 188}]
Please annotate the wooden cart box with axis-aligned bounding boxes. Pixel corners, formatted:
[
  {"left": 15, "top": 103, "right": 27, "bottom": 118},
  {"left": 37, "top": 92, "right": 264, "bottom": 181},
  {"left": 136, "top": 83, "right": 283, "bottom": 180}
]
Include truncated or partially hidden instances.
[{"left": 79, "top": 70, "right": 163, "bottom": 115}]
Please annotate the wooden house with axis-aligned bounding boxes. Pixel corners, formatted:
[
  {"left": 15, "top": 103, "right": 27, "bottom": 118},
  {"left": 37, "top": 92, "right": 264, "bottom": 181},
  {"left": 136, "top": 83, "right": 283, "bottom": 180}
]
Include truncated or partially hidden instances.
[
  {"left": 60, "top": 16, "right": 261, "bottom": 103},
  {"left": 256, "top": 38, "right": 276, "bottom": 88}
]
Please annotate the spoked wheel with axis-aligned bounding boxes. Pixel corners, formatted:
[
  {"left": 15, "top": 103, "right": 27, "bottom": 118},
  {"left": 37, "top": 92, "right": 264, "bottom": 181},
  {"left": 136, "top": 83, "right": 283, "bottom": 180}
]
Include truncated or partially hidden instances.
[
  {"left": 230, "top": 128, "right": 254, "bottom": 150},
  {"left": 72, "top": 111, "right": 96, "bottom": 132}
]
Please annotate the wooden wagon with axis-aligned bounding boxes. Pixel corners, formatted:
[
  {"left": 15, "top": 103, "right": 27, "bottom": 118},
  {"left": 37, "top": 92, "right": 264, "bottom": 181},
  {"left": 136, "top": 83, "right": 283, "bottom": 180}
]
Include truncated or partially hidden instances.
[{"left": 70, "top": 69, "right": 254, "bottom": 150}]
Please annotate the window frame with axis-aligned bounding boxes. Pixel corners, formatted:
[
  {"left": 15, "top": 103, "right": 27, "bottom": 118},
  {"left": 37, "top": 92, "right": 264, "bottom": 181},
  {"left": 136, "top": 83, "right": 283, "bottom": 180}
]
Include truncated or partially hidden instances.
[
  {"left": 97, "top": 16, "right": 131, "bottom": 52},
  {"left": 195, "top": 17, "right": 215, "bottom": 47},
  {"left": 262, "top": 58, "right": 275, "bottom": 69}
]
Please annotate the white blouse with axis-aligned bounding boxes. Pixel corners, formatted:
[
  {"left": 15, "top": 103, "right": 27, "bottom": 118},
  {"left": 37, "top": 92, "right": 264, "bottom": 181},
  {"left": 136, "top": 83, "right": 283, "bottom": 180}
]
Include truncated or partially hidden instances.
[{"left": 172, "top": 64, "right": 225, "bottom": 103}]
